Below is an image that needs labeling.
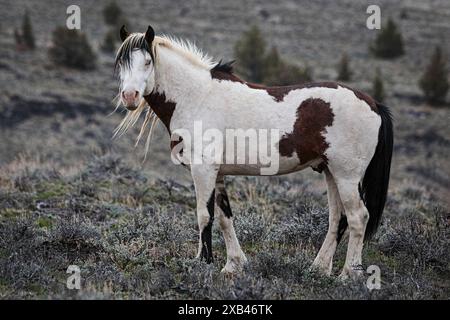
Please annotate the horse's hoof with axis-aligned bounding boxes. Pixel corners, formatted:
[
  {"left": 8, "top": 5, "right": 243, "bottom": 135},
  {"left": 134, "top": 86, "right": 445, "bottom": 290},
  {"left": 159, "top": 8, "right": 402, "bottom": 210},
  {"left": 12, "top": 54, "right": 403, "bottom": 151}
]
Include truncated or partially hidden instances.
[
  {"left": 221, "top": 255, "right": 247, "bottom": 274},
  {"left": 221, "top": 262, "right": 243, "bottom": 274},
  {"left": 310, "top": 262, "right": 332, "bottom": 276},
  {"left": 338, "top": 266, "right": 363, "bottom": 281},
  {"left": 221, "top": 266, "right": 236, "bottom": 275},
  {"left": 338, "top": 272, "right": 349, "bottom": 282}
]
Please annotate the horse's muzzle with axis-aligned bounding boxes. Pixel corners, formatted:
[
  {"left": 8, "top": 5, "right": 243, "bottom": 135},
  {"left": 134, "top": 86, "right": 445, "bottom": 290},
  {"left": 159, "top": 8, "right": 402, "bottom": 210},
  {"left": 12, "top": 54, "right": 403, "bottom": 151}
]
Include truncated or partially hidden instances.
[{"left": 122, "top": 90, "right": 139, "bottom": 111}]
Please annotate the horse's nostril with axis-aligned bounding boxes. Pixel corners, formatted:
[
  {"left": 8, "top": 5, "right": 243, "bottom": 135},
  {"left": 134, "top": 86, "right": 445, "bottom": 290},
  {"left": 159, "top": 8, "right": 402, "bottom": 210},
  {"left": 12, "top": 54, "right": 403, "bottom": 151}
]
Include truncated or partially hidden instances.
[
  {"left": 121, "top": 91, "right": 126, "bottom": 99},
  {"left": 134, "top": 91, "right": 139, "bottom": 98}
]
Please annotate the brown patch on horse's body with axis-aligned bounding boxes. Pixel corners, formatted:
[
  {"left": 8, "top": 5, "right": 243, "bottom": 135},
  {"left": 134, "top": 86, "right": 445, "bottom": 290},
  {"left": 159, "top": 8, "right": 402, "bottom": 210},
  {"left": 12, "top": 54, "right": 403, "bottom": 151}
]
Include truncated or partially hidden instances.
[
  {"left": 144, "top": 91, "right": 176, "bottom": 132},
  {"left": 278, "top": 98, "right": 334, "bottom": 166},
  {"left": 144, "top": 91, "right": 182, "bottom": 154},
  {"left": 211, "top": 64, "right": 378, "bottom": 112}
]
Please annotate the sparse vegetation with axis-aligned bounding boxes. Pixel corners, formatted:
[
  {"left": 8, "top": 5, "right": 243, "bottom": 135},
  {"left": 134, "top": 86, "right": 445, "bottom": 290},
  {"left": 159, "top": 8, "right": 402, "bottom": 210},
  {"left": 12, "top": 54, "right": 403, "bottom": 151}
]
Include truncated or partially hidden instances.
[
  {"left": 370, "top": 18, "right": 404, "bottom": 59},
  {"left": 48, "top": 27, "right": 96, "bottom": 70},
  {"left": 419, "top": 46, "right": 449, "bottom": 105},
  {"left": 0, "top": 155, "right": 448, "bottom": 299},
  {"left": 336, "top": 53, "right": 351, "bottom": 81}
]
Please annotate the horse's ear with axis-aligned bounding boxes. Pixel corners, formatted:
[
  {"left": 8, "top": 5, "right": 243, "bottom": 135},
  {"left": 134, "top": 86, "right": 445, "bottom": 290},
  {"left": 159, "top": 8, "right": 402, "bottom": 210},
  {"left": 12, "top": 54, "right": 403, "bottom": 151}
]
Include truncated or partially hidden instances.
[
  {"left": 144, "top": 25, "right": 155, "bottom": 44},
  {"left": 120, "top": 25, "right": 129, "bottom": 42}
]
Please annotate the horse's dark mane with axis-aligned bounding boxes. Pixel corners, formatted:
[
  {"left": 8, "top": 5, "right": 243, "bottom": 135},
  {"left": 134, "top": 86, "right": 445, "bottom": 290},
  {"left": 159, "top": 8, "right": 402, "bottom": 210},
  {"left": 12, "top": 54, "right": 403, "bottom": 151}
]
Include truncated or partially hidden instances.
[
  {"left": 211, "top": 60, "right": 235, "bottom": 74},
  {"left": 115, "top": 33, "right": 151, "bottom": 71}
]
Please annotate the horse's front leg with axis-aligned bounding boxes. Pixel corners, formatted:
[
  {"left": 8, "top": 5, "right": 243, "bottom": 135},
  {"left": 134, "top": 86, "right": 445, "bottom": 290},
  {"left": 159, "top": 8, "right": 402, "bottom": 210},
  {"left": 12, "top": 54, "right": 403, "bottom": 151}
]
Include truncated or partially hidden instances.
[
  {"left": 215, "top": 176, "right": 247, "bottom": 273},
  {"left": 191, "top": 164, "right": 219, "bottom": 263}
]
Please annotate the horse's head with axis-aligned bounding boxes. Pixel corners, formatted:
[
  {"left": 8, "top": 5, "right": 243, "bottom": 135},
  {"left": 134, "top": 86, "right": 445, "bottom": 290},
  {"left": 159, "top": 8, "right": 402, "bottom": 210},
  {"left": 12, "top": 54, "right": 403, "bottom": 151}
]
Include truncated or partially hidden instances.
[{"left": 115, "top": 25, "right": 156, "bottom": 111}]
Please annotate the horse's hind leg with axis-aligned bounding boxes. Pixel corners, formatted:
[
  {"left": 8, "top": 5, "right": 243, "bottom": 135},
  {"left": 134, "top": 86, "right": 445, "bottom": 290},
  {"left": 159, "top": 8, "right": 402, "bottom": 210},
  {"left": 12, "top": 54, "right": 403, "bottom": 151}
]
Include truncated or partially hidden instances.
[
  {"left": 333, "top": 176, "right": 369, "bottom": 280},
  {"left": 312, "top": 168, "right": 344, "bottom": 275},
  {"left": 215, "top": 176, "right": 247, "bottom": 273}
]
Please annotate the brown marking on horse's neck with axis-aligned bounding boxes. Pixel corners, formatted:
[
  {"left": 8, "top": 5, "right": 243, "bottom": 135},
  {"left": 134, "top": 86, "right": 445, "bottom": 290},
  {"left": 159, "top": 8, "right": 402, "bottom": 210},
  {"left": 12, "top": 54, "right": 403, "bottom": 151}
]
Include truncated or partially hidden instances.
[
  {"left": 144, "top": 91, "right": 184, "bottom": 156},
  {"left": 143, "top": 91, "right": 176, "bottom": 133},
  {"left": 278, "top": 98, "right": 334, "bottom": 166},
  {"left": 211, "top": 69, "right": 378, "bottom": 112}
]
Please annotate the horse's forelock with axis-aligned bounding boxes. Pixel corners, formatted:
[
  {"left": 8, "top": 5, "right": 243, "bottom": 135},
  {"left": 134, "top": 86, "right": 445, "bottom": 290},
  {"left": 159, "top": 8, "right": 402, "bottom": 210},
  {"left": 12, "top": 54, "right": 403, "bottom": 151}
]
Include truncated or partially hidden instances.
[{"left": 114, "top": 33, "right": 151, "bottom": 72}]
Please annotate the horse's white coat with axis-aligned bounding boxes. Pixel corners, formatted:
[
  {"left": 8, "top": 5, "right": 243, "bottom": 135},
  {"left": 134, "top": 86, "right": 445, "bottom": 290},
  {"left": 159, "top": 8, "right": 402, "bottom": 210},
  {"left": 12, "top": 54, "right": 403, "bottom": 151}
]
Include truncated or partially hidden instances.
[{"left": 116, "top": 34, "right": 382, "bottom": 278}]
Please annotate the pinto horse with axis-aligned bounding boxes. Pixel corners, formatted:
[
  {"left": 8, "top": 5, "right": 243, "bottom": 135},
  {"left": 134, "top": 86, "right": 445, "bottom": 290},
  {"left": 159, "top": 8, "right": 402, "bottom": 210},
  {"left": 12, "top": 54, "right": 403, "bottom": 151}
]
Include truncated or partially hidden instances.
[{"left": 114, "top": 25, "right": 393, "bottom": 279}]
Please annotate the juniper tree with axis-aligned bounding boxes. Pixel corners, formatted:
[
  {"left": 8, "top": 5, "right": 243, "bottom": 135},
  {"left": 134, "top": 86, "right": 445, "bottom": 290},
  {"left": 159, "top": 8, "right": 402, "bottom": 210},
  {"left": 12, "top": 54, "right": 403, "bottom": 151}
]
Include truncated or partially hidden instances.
[
  {"left": 419, "top": 46, "right": 449, "bottom": 105},
  {"left": 48, "top": 27, "right": 96, "bottom": 70},
  {"left": 274, "top": 64, "right": 312, "bottom": 86},
  {"left": 372, "top": 68, "right": 385, "bottom": 102},
  {"left": 263, "top": 46, "right": 285, "bottom": 85},
  {"left": 101, "top": 29, "right": 117, "bottom": 53},
  {"left": 14, "top": 28, "right": 24, "bottom": 48},
  {"left": 102, "top": 2, "right": 128, "bottom": 51},
  {"left": 336, "top": 53, "right": 351, "bottom": 81},
  {"left": 234, "top": 25, "right": 267, "bottom": 83},
  {"left": 103, "top": 1, "right": 123, "bottom": 26},
  {"left": 370, "top": 18, "right": 404, "bottom": 59},
  {"left": 22, "top": 10, "right": 35, "bottom": 49}
]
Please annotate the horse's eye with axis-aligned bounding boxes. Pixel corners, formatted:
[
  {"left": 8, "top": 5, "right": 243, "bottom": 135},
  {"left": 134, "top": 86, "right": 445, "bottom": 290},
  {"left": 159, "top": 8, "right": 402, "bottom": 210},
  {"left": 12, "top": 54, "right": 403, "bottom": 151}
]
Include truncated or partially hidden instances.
[{"left": 145, "top": 59, "right": 151, "bottom": 66}]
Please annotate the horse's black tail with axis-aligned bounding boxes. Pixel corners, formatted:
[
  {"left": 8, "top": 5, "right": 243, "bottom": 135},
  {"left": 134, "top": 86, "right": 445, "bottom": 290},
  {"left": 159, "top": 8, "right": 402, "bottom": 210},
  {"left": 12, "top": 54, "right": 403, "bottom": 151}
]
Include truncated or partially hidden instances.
[{"left": 359, "top": 102, "right": 394, "bottom": 241}]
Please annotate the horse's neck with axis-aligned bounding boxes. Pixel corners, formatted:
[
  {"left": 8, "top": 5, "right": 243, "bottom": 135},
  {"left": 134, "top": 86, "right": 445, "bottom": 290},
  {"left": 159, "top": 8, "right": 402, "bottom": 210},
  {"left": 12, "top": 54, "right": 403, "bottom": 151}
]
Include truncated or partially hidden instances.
[
  {"left": 154, "top": 46, "right": 211, "bottom": 105},
  {"left": 146, "top": 46, "right": 211, "bottom": 133}
]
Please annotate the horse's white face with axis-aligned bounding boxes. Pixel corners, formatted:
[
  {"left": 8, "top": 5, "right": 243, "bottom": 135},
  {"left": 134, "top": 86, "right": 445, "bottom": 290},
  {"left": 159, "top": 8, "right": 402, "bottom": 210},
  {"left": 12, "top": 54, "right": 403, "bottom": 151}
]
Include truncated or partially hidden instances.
[{"left": 119, "top": 49, "right": 155, "bottom": 110}]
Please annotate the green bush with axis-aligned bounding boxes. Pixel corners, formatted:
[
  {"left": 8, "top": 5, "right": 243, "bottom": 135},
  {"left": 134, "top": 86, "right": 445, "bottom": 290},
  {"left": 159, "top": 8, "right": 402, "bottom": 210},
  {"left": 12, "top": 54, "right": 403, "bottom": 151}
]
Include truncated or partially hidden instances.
[
  {"left": 234, "top": 25, "right": 267, "bottom": 83},
  {"left": 372, "top": 68, "right": 385, "bottom": 102},
  {"left": 101, "top": 29, "right": 118, "bottom": 53},
  {"left": 14, "top": 28, "right": 24, "bottom": 49},
  {"left": 419, "top": 46, "right": 449, "bottom": 105},
  {"left": 235, "top": 27, "right": 312, "bottom": 85},
  {"left": 370, "top": 18, "right": 404, "bottom": 59},
  {"left": 265, "top": 47, "right": 312, "bottom": 86},
  {"left": 22, "top": 10, "right": 35, "bottom": 49},
  {"left": 263, "top": 47, "right": 284, "bottom": 82},
  {"left": 336, "top": 53, "right": 351, "bottom": 81},
  {"left": 266, "top": 63, "right": 312, "bottom": 86},
  {"left": 102, "top": 2, "right": 128, "bottom": 54},
  {"left": 48, "top": 27, "right": 96, "bottom": 70},
  {"left": 14, "top": 10, "right": 35, "bottom": 50},
  {"left": 103, "top": 1, "right": 123, "bottom": 26}
]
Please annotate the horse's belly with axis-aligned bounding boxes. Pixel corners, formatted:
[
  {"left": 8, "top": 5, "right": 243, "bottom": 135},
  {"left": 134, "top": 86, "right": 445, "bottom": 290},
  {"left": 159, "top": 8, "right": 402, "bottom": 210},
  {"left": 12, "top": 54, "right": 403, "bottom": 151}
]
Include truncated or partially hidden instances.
[{"left": 218, "top": 156, "right": 316, "bottom": 176}]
